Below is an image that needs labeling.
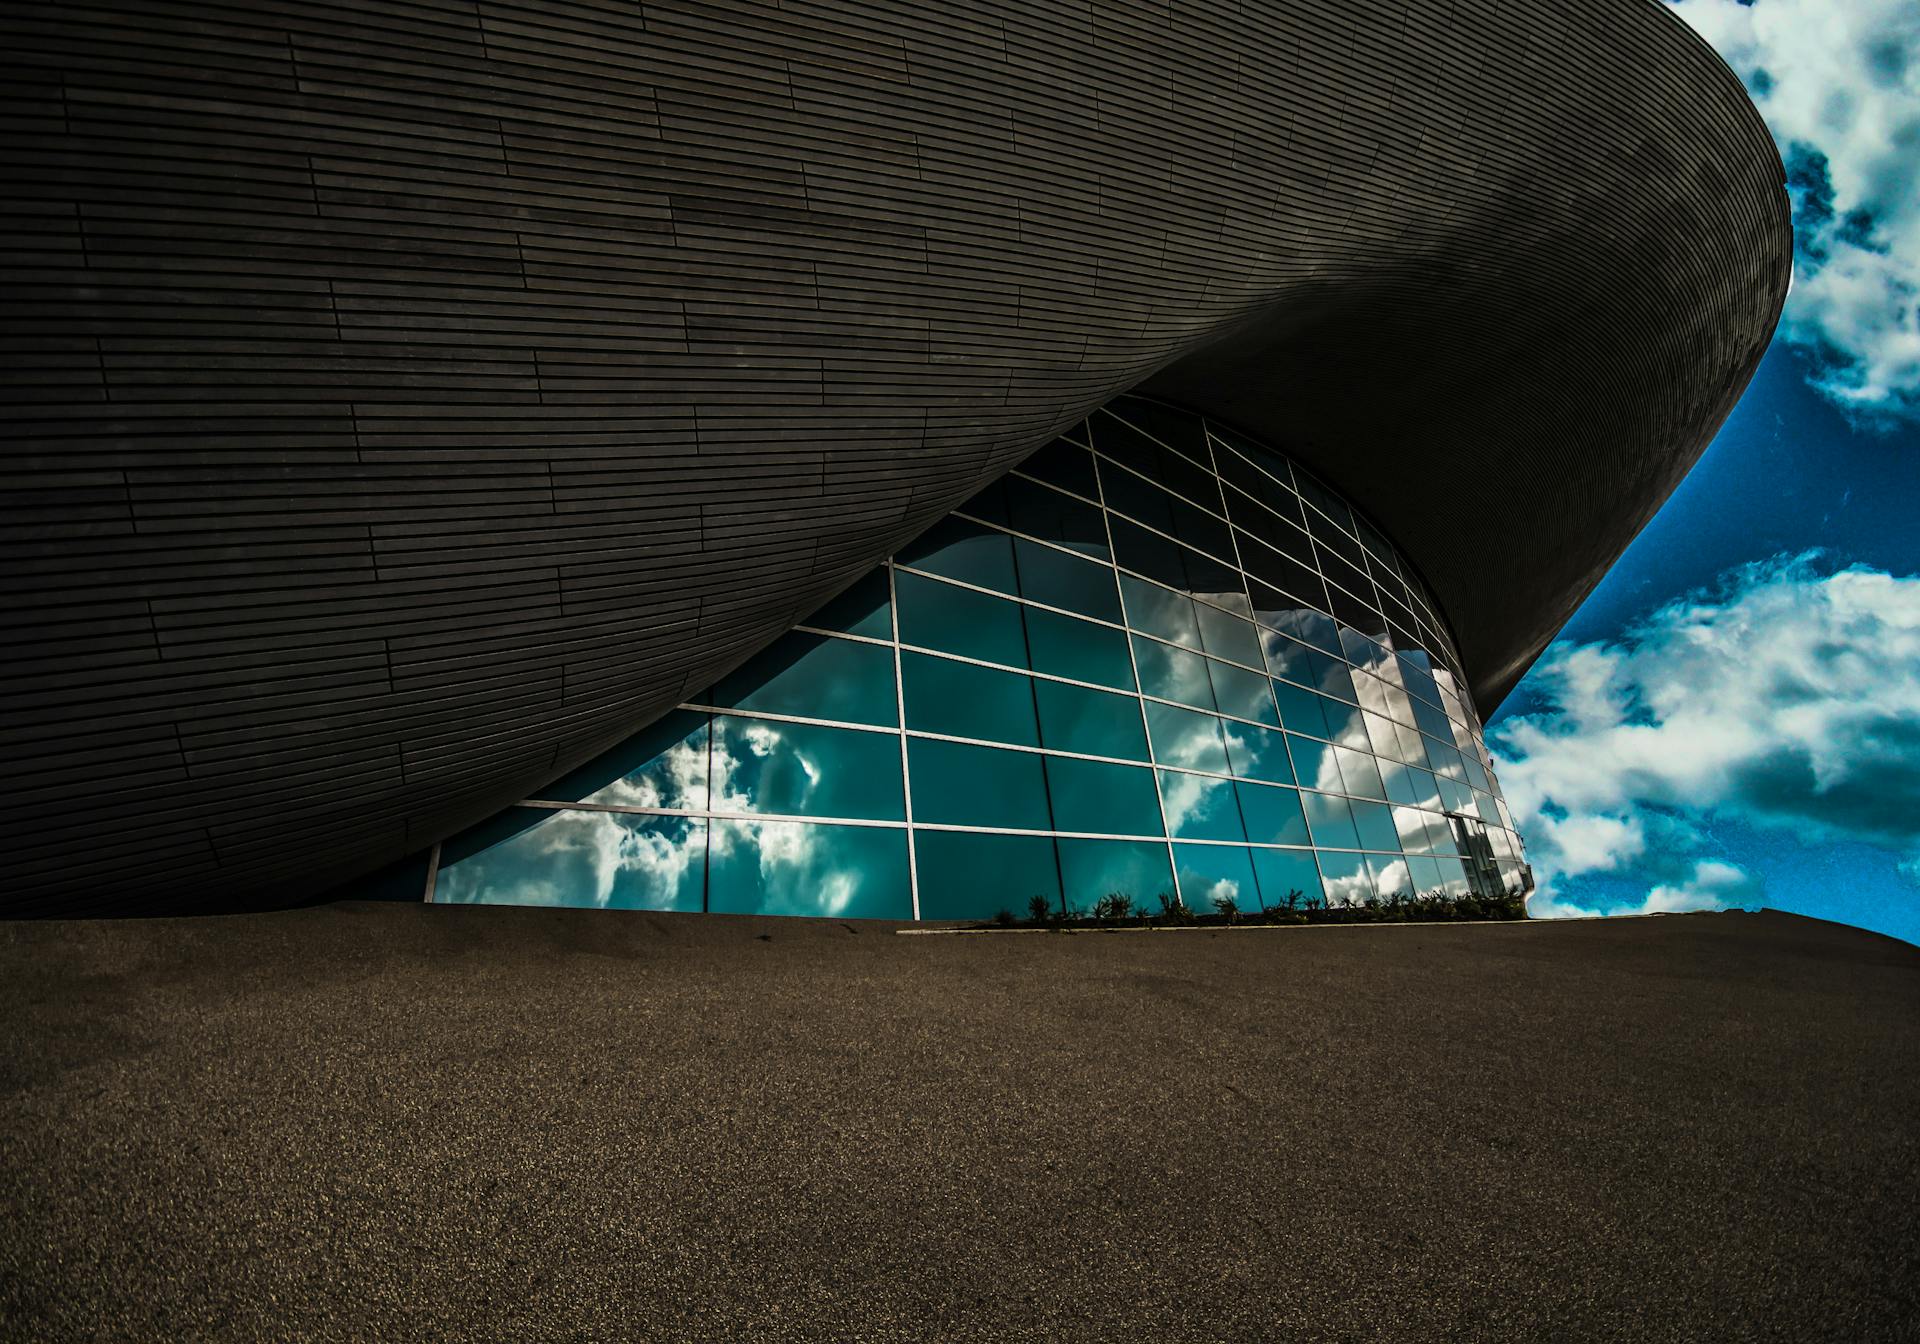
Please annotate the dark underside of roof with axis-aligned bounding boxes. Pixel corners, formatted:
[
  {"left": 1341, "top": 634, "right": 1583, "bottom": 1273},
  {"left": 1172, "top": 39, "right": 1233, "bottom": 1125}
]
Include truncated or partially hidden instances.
[{"left": 0, "top": 0, "right": 1789, "bottom": 914}]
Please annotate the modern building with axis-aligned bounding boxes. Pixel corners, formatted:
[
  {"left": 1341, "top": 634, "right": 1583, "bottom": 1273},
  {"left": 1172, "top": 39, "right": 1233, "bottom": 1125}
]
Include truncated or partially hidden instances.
[{"left": 0, "top": 0, "right": 1789, "bottom": 918}]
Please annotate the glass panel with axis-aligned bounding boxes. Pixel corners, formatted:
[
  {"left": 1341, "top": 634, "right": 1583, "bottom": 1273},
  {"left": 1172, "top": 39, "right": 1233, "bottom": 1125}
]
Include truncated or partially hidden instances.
[
  {"left": 1057, "top": 837, "right": 1176, "bottom": 916},
  {"left": 1144, "top": 700, "right": 1230, "bottom": 774},
  {"left": 1251, "top": 848, "right": 1322, "bottom": 912},
  {"left": 1271, "top": 681, "right": 1329, "bottom": 738},
  {"left": 1259, "top": 628, "right": 1317, "bottom": 685},
  {"left": 1173, "top": 843, "right": 1258, "bottom": 915},
  {"left": 1379, "top": 759, "right": 1420, "bottom": 807},
  {"left": 900, "top": 652, "right": 1038, "bottom": 746},
  {"left": 1119, "top": 574, "right": 1201, "bottom": 648},
  {"left": 1333, "top": 746, "right": 1387, "bottom": 801},
  {"left": 1317, "top": 850, "right": 1374, "bottom": 908},
  {"left": 1107, "top": 398, "right": 1213, "bottom": 470},
  {"left": 1286, "top": 733, "right": 1345, "bottom": 794},
  {"left": 1014, "top": 537, "right": 1121, "bottom": 621},
  {"left": 1034, "top": 678, "right": 1149, "bottom": 760},
  {"left": 1133, "top": 636, "right": 1215, "bottom": 710},
  {"left": 1236, "top": 781, "right": 1312, "bottom": 846},
  {"left": 1005, "top": 477, "right": 1110, "bottom": 559},
  {"left": 1369, "top": 853, "right": 1415, "bottom": 901},
  {"left": 436, "top": 807, "right": 706, "bottom": 912},
  {"left": 1393, "top": 805, "right": 1433, "bottom": 853},
  {"left": 1301, "top": 790, "right": 1362, "bottom": 849},
  {"left": 895, "top": 570, "right": 1028, "bottom": 669},
  {"left": 800, "top": 567, "right": 892, "bottom": 639},
  {"left": 1207, "top": 659, "right": 1278, "bottom": 726},
  {"left": 1016, "top": 438, "right": 1099, "bottom": 500},
  {"left": 1320, "top": 696, "right": 1368, "bottom": 747},
  {"left": 908, "top": 738, "right": 1050, "bottom": 829},
  {"left": 1158, "top": 769, "right": 1245, "bottom": 842},
  {"left": 1349, "top": 799, "right": 1401, "bottom": 852},
  {"left": 1222, "top": 719, "right": 1294, "bottom": 785},
  {"left": 711, "top": 714, "right": 904, "bottom": 821},
  {"left": 708, "top": 819, "right": 910, "bottom": 919},
  {"left": 1405, "top": 854, "right": 1446, "bottom": 895},
  {"left": 707, "top": 631, "right": 897, "bottom": 728},
  {"left": 915, "top": 830, "right": 1059, "bottom": 922},
  {"left": 1108, "top": 516, "right": 1189, "bottom": 588},
  {"left": 896, "top": 517, "right": 1016, "bottom": 594},
  {"left": 1045, "top": 756, "right": 1162, "bottom": 836},
  {"left": 539, "top": 708, "right": 709, "bottom": 810},
  {"left": 1025, "top": 607, "right": 1135, "bottom": 690}
]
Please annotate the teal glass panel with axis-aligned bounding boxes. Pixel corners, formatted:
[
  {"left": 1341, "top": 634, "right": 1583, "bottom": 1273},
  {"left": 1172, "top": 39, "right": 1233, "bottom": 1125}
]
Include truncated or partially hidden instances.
[
  {"left": 1046, "top": 756, "right": 1162, "bottom": 836},
  {"left": 1430, "top": 854, "right": 1472, "bottom": 898},
  {"left": 1405, "top": 855, "right": 1446, "bottom": 895},
  {"left": 901, "top": 652, "right": 1038, "bottom": 746},
  {"left": 1438, "top": 775, "right": 1474, "bottom": 813},
  {"left": 1034, "top": 678, "right": 1148, "bottom": 760},
  {"left": 1056, "top": 837, "right": 1175, "bottom": 915},
  {"left": 1025, "top": 606, "right": 1135, "bottom": 690},
  {"left": 1271, "top": 680, "right": 1329, "bottom": 738},
  {"left": 708, "top": 818, "right": 910, "bottom": 919},
  {"left": 1379, "top": 759, "right": 1420, "bottom": 807},
  {"left": 1144, "top": 700, "right": 1229, "bottom": 774},
  {"left": 1158, "top": 769, "right": 1245, "bottom": 842},
  {"left": 1236, "top": 781, "right": 1311, "bottom": 846},
  {"left": 895, "top": 570, "right": 1028, "bottom": 669},
  {"left": 1133, "top": 636, "right": 1215, "bottom": 710},
  {"left": 1222, "top": 719, "right": 1294, "bottom": 785},
  {"left": 1301, "top": 790, "right": 1362, "bottom": 849},
  {"left": 1286, "top": 733, "right": 1344, "bottom": 794},
  {"left": 1317, "top": 850, "right": 1373, "bottom": 907},
  {"left": 1005, "top": 476, "right": 1110, "bottom": 559},
  {"left": 896, "top": 517, "right": 1016, "bottom": 594},
  {"left": 1014, "top": 537, "right": 1121, "bottom": 622},
  {"left": 539, "top": 708, "right": 709, "bottom": 810},
  {"left": 1368, "top": 853, "right": 1416, "bottom": 901},
  {"left": 908, "top": 738, "right": 1051, "bottom": 829},
  {"left": 1349, "top": 799, "right": 1401, "bottom": 852},
  {"left": 1194, "top": 603, "right": 1262, "bottom": 668},
  {"left": 706, "top": 632, "right": 897, "bottom": 728},
  {"left": 712, "top": 714, "right": 903, "bottom": 821},
  {"left": 1393, "top": 805, "right": 1433, "bottom": 853},
  {"left": 1252, "top": 848, "right": 1323, "bottom": 912},
  {"left": 799, "top": 567, "right": 892, "bottom": 639},
  {"left": 1173, "top": 843, "right": 1258, "bottom": 914},
  {"left": 1016, "top": 438, "right": 1099, "bottom": 501},
  {"left": 1260, "top": 629, "right": 1318, "bottom": 686},
  {"left": 1208, "top": 659, "right": 1278, "bottom": 726},
  {"left": 1363, "top": 711, "right": 1402, "bottom": 760},
  {"left": 1312, "top": 650, "right": 1361, "bottom": 704},
  {"left": 1319, "top": 696, "right": 1367, "bottom": 746},
  {"left": 437, "top": 807, "right": 706, "bottom": 912},
  {"left": 1405, "top": 766, "right": 1443, "bottom": 811},
  {"left": 1120, "top": 574, "right": 1201, "bottom": 647},
  {"left": 1333, "top": 746, "right": 1387, "bottom": 800},
  {"left": 915, "top": 830, "right": 1060, "bottom": 922}
]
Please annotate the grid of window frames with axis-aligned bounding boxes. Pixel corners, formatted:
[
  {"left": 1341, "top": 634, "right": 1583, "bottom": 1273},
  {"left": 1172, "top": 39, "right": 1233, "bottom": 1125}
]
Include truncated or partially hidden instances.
[{"left": 428, "top": 397, "right": 1531, "bottom": 919}]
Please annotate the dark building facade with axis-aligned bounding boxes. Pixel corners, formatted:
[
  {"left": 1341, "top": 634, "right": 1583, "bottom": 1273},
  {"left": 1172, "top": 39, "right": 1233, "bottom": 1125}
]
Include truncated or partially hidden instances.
[{"left": 0, "top": 0, "right": 1788, "bottom": 916}]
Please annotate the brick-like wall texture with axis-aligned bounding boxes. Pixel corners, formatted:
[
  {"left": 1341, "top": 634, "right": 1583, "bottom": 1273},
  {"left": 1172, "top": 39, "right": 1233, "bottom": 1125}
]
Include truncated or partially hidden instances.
[{"left": 0, "top": 0, "right": 1788, "bottom": 914}]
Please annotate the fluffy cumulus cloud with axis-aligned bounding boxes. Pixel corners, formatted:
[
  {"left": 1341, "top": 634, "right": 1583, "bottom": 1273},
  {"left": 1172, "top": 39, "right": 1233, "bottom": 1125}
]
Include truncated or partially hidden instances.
[
  {"left": 1665, "top": 0, "right": 1920, "bottom": 419},
  {"left": 1493, "top": 554, "right": 1920, "bottom": 917}
]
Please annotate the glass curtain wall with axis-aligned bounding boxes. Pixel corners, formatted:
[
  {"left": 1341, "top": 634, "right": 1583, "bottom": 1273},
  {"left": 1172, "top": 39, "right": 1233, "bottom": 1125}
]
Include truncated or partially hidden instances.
[{"left": 427, "top": 396, "right": 1530, "bottom": 919}]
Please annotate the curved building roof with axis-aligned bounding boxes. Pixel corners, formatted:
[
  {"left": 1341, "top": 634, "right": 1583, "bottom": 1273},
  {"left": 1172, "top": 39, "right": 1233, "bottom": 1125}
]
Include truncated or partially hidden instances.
[{"left": 0, "top": 0, "right": 1789, "bottom": 913}]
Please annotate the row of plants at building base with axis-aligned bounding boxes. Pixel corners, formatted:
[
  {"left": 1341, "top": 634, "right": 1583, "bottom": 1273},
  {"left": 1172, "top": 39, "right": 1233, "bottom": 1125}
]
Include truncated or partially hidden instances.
[{"left": 984, "top": 887, "right": 1527, "bottom": 929}]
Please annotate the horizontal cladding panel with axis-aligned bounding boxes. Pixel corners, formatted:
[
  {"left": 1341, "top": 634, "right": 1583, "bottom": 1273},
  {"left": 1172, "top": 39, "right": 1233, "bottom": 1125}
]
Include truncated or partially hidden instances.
[{"left": 0, "top": 0, "right": 1786, "bottom": 912}]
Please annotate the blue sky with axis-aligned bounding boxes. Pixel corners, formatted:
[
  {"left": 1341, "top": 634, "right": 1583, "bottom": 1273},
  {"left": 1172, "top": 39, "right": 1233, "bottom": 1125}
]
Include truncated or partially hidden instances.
[{"left": 1490, "top": 0, "right": 1920, "bottom": 945}]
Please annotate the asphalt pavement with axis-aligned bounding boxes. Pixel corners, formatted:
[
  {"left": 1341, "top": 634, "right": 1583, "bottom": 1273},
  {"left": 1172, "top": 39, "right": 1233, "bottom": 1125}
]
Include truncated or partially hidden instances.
[{"left": 2, "top": 905, "right": 1914, "bottom": 1342}]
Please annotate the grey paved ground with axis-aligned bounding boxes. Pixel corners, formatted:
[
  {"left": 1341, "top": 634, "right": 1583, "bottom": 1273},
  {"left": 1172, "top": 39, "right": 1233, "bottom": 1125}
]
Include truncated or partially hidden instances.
[{"left": 1, "top": 906, "right": 1914, "bottom": 1342}]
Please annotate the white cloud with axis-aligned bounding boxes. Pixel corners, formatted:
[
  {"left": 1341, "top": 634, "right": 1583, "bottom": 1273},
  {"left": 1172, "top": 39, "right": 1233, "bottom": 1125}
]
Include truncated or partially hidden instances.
[
  {"left": 1495, "top": 554, "right": 1920, "bottom": 915},
  {"left": 1666, "top": 0, "right": 1920, "bottom": 418}
]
